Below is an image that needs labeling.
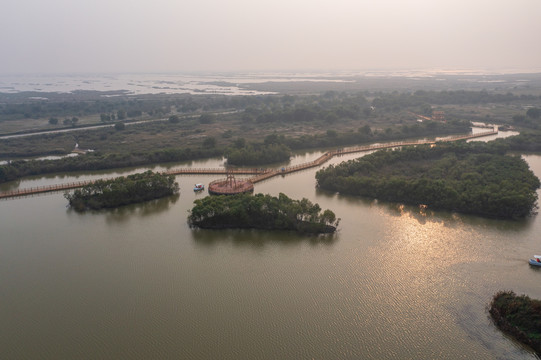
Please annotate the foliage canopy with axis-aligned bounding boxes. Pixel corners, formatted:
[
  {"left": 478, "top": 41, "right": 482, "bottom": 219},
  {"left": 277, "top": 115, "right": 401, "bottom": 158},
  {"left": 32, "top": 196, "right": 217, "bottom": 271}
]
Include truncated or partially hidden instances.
[
  {"left": 316, "top": 141, "right": 540, "bottom": 219},
  {"left": 188, "top": 193, "right": 340, "bottom": 234},
  {"left": 65, "top": 170, "right": 179, "bottom": 211}
]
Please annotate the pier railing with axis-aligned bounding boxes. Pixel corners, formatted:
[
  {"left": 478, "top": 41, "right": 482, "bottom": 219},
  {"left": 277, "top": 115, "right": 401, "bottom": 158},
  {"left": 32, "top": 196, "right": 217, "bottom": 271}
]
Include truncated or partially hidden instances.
[
  {"left": 163, "top": 167, "right": 265, "bottom": 175},
  {"left": 0, "top": 180, "right": 94, "bottom": 199}
]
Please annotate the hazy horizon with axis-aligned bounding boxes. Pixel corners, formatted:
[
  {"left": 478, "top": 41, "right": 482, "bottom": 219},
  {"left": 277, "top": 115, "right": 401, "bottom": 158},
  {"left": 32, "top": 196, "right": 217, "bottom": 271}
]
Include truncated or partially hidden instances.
[
  {"left": 3, "top": 67, "right": 541, "bottom": 77},
  {"left": 2, "top": 0, "right": 541, "bottom": 75}
]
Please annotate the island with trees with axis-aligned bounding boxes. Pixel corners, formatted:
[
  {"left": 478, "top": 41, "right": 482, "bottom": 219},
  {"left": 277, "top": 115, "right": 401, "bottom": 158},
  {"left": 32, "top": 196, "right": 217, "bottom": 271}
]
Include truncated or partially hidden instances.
[
  {"left": 315, "top": 141, "right": 540, "bottom": 219},
  {"left": 489, "top": 291, "right": 541, "bottom": 355},
  {"left": 188, "top": 192, "right": 340, "bottom": 234},
  {"left": 64, "top": 171, "right": 179, "bottom": 211}
]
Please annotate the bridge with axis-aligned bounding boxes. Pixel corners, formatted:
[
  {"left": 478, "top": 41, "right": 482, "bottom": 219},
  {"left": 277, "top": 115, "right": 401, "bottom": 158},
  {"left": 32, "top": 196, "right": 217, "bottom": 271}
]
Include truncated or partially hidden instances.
[{"left": 0, "top": 129, "right": 497, "bottom": 199}]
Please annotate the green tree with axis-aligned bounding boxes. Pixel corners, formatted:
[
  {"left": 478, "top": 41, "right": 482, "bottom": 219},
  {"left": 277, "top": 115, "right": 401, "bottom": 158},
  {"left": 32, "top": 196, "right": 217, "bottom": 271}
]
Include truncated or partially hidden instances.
[
  {"left": 48, "top": 117, "right": 59, "bottom": 125},
  {"left": 233, "top": 137, "right": 246, "bottom": 148},
  {"left": 117, "top": 109, "right": 126, "bottom": 120},
  {"left": 513, "top": 114, "right": 526, "bottom": 123},
  {"left": 199, "top": 114, "right": 215, "bottom": 124},
  {"left": 326, "top": 129, "right": 338, "bottom": 138},
  {"left": 359, "top": 124, "right": 372, "bottom": 135},
  {"left": 264, "top": 133, "right": 280, "bottom": 145},
  {"left": 325, "top": 112, "right": 339, "bottom": 123},
  {"left": 188, "top": 193, "right": 338, "bottom": 233},
  {"left": 64, "top": 171, "right": 179, "bottom": 211},
  {"left": 221, "top": 130, "right": 233, "bottom": 138},
  {"left": 527, "top": 107, "right": 540, "bottom": 119},
  {"left": 202, "top": 137, "right": 216, "bottom": 148}
]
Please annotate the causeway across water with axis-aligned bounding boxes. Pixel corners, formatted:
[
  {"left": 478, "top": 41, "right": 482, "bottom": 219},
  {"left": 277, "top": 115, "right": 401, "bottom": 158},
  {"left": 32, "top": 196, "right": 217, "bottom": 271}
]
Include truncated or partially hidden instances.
[{"left": 0, "top": 130, "right": 497, "bottom": 199}]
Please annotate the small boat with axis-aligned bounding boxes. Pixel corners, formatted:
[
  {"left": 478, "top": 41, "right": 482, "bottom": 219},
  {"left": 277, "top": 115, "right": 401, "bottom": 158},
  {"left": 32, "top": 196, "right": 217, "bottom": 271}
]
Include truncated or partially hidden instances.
[
  {"left": 529, "top": 255, "right": 541, "bottom": 266},
  {"left": 193, "top": 183, "right": 205, "bottom": 192}
]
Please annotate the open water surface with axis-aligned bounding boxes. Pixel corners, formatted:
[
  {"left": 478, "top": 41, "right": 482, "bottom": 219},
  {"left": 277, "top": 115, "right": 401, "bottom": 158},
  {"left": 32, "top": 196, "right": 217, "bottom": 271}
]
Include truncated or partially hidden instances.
[
  {"left": 0, "top": 72, "right": 352, "bottom": 96},
  {"left": 1, "top": 143, "right": 541, "bottom": 359}
]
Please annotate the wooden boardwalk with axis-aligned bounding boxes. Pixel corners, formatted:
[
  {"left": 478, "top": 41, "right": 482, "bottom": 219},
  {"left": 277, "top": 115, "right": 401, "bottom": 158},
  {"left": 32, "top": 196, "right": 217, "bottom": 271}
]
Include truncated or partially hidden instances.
[
  {"left": 163, "top": 168, "right": 263, "bottom": 176},
  {"left": 0, "top": 180, "right": 97, "bottom": 199},
  {"left": 247, "top": 129, "right": 497, "bottom": 184},
  {"left": 0, "top": 130, "right": 497, "bottom": 199}
]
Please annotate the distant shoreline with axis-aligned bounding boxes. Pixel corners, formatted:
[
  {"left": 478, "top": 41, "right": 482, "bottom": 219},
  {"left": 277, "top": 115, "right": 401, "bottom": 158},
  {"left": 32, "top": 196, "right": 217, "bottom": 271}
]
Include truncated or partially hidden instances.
[{"left": 1, "top": 71, "right": 541, "bottom": 96}]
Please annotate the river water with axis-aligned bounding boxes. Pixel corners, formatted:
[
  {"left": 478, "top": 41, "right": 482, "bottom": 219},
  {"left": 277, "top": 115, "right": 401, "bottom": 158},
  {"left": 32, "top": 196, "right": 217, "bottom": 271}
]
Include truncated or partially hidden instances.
[{"left": 1, "top": 137, "right": 541, "bottom": 359}]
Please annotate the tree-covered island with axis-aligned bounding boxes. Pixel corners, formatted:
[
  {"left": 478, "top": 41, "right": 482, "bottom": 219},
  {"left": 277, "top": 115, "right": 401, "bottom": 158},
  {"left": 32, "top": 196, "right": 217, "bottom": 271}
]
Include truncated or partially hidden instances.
[
  {"left": 489, "top": 291, "right": 541, "bottom": 355},
  {"left": 315, "top": 141, "right": 540, "bottom": 219},
  {"left": 64, "top": 171, "right": 179, "bottom": 211},
  {"left": 188, "top": 193, "right": 340, "bottom": 234}
]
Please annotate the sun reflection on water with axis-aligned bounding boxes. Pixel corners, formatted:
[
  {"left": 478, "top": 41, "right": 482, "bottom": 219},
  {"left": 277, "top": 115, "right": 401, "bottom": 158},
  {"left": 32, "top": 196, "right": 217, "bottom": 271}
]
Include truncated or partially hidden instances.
[
  {"left": 340, "top": 204, "right": 498, "bottom": 358},
  {"left": 382, "top": 205, "right": 483, "bottom": 270},
  {"left": 368, "top": 204, "right": 490, "bottom": 317}
]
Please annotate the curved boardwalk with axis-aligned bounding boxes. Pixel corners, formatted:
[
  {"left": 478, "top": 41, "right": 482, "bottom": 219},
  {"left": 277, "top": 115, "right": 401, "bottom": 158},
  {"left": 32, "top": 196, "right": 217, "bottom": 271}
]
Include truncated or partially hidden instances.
[{"left": 0, "top": 130, "right": 497, "bottom": 199}]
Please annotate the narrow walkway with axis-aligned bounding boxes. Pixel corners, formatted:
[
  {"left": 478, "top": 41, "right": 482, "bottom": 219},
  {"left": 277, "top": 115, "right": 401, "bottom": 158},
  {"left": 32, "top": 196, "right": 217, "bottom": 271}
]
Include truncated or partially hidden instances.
[
  {"left": 247, "top": 130, "right": 497, "bottom": 184},
  {"left": 164, "top": 168, "right": 264, "bottom": 176},
  {"left": 0, "top": 130, "right": 497, "bottom": 199}
]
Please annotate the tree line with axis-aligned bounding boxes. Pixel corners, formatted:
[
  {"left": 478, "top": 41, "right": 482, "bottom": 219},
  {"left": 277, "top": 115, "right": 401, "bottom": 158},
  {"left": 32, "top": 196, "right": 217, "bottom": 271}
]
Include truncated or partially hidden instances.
[
  {"left": 0, "top": 92, "right": 252, "bottom": 122},
  {"left": 188, "top": 193, "right": 340, "bottom": 234},
  {"left": 64, "top": 170, "right": 179, "bottom": 211},
  {"left": 2, "top": 89, "right": 539, "bottom": 127},
  {"left": 282, "top": 119, "right": 471, "bottom": 150},
  {"left": 370, "top": 90, "right": 539, "bottom": 113},
  {"left": 315, "top": 141, "right": 540, "bottom": 219},
  {"left": 495, "top": 131, "right": 541, "bottom": 152},
  {"left": 510, "top": 107, "right": 541, "bottom": 129}
]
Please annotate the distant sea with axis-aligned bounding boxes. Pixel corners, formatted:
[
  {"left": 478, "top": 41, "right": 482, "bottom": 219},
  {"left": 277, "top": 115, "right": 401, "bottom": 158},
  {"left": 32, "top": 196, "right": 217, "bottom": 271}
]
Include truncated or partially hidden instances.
[
  {"left": 0, "top": 72, "right": 355, "bottom": 96},
  {"left": 1, "top": 69, "right": 539, "bottom": 96}
]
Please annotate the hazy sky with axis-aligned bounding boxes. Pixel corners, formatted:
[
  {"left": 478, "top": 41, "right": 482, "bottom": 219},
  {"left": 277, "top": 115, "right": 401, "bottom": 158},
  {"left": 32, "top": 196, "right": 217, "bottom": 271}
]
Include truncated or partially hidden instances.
[{"left": 2, "top": 0, "right": 541, "bottom": 74}]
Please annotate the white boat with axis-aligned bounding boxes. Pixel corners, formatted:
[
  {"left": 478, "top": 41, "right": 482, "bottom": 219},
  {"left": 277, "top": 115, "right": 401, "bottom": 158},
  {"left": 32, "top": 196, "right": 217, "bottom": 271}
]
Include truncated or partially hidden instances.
[
  {"left": 193, "top": 183, "right": 204, "bottom": 192},
  {"left": 529, "top": 255, "right": 541, "bottom": 266}
]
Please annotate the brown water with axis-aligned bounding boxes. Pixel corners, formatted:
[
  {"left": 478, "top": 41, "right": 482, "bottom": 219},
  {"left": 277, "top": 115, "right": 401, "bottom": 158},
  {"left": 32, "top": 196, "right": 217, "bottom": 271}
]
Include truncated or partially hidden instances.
[{"left": 1, "top": 140, "right": 541, "bottom": 359}]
